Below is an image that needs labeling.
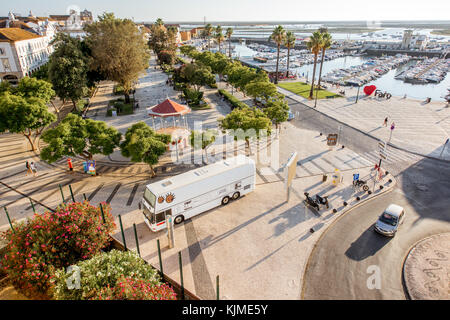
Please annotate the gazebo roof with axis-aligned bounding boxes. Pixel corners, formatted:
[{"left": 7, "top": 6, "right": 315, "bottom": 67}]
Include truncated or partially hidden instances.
[{"left": 147, "top": 99, "right": 191, "bottom": 117}]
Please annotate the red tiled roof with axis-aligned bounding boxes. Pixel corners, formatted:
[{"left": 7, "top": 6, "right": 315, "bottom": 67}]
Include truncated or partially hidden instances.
[{"left": 148, "top": 99, "right": 190, "bottom": 117}]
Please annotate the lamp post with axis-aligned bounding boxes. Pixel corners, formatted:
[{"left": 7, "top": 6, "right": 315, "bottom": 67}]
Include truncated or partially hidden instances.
[{"left": 355, "top": 85, "right": 360, "bottom": 103}]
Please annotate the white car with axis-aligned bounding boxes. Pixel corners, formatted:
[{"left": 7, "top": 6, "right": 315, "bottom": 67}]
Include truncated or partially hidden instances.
[{"left": 374, "top": 204, "right": 405, "bottom": 237}]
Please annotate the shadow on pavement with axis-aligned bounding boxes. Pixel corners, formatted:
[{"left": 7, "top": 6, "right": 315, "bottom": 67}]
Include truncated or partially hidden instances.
[{"left": 344, "top": 225, "right": 393, "bottom": 261}]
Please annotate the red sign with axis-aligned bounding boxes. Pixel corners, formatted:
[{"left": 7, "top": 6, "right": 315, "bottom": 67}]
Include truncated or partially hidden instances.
[{"left": 363, "top": 85, "right": 377, "bottom": 96}]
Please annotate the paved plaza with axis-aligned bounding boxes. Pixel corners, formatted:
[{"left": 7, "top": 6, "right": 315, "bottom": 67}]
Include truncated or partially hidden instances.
[{"left": 278, "top": 85, "right": 450, "bottom": 161}]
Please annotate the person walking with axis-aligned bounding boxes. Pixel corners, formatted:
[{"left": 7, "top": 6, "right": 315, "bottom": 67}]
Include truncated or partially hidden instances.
[
  {"left": 67, "top": 158, "right": 74, "bottom": 173},
  {"left": 30, "top": 162, "right": 37, "bottom": 177},
  {"left": 383, "top": 117, "right": 388, "bottom": 127},
  {"left": 25, "top": 160, "right": 32, "bottom": 176}
]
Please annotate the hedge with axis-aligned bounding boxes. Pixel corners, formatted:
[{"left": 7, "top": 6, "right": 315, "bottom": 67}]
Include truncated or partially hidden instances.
[{"left": 218, "top": 89, "right": 248, "bottom": 109}]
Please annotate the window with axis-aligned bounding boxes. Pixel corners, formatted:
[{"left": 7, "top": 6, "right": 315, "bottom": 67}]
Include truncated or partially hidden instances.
[
  {"left": 143, "top": 189, "right": 156, "bottom": 208},
  {"left": 1, "top": 58, "right": 10, "bottom": 70}
]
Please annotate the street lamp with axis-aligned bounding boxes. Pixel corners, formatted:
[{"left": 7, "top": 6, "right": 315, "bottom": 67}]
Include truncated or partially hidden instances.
[{"left": 355, "top": 85, "right": 360, "bottom": 104}]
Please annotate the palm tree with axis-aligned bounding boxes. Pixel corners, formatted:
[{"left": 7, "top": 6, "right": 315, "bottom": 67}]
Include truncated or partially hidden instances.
[
  {"left": 155, "top": 18, "right": 164, "bottom": 27},
  {"left": 215, "top": 25, "right": 225, "bottom": 53},
  {"left": 284, "top": 31, "right": 296, "bottom": 77},
  {"left": 306, "top": 31, "right": 323, "bottom": 99},
  {"left": 317, "top": 30, "right": 333, "bottom": 89},
  {"left": 204, "top": 23, "right": 213, "bottom": 51},
  {"left": 269, "top": 25, "right": 286, "bottom": 84},
  {"left": 226, "top": 27, "right": 233, "bottom": 58}
]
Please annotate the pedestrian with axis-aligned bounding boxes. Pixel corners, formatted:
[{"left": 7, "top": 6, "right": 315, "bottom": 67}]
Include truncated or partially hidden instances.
[
  {"left": 383, "top": 117, "right": 389, "bottom": 127},
  {"left": 25, "top": 160, "right": 32, "bottom": 176},
  {"left": 403, "top": 94, "right": 407, "bottom": 99},
  {"left": 67, "top": 158, "right": 74, "bottom": 173},
  {"left": 30, "top": 162, "right": 37, "bottom": 177}
]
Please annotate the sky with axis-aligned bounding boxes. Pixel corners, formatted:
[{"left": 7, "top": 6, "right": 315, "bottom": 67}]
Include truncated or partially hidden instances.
[{"left": 1, "top": 0, "right": 450, "bottom": 22}]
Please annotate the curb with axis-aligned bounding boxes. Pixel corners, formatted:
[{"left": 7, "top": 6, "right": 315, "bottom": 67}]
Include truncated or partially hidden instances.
[
  {"left": 278, "top": 88, "right": 450, "bottom": 164},
  {"left": 299, "top": 173, "right": 397, "bottom": 300}
]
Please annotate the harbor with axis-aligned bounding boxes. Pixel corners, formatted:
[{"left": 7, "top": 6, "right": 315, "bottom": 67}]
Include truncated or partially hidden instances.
[{"left": 231, "top": 43, "right": 450, "bottom": 101}]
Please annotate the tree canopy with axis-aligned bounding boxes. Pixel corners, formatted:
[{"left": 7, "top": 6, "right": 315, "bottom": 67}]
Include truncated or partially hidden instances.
[
  {"left": 180, "top": 63, "right": 216, "bottom": 92},
  {"left": 0, "top": 92, "right": 56, "bottom": 151},
  {"left": 218, "top": 106, "right": 272, "bottom": 147},
  {"left": 120, "top": 122, "right": 171, "bottom": 177},
  {"left": 48, "top": 33, "right": 89, "bottom": 107},
  {"left": 84, "top": 13, "right": 150, "bottom": 102},
  {"left": 264, "top": 99, "right": 290, "bottom": 128},
  {"left": 40, "top": 114, "right": 122, "bottom": 162}
]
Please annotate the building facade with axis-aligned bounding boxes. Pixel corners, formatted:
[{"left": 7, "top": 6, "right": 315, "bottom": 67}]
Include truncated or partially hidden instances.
[{"left": 0, "top": 28, "right": 53, "bottom": 83}]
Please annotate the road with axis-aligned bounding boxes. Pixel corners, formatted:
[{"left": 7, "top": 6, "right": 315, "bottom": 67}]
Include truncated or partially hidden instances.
[{"left": 286, "top": 96, "right": 450, "bottom": 299}]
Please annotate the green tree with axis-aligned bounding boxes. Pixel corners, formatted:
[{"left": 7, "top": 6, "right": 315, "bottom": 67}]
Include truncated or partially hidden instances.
[
  {"left": 120, "top": 122, "right": 171, "bottom": 177},
  {"left": 48, "top": 33, "right": 89, "bottom": 109},
  {"left": 264, "top": 98, "right": 289, "bottom": 130},
  {"left": 307, "top": 31, "right": 323, "bottom": 98},
  {"left": 218, "top": 106, "right": 272, "bottom": 148},
  {"left": 179, "top": 45, "right": 197, "bottom": 58},
  {"left": 85, "top": 13, "right": 150, "bottom": 103},
  {"left": 215, "top": 25, "right": 225, "bottom": 53},
  {"left": 284, "top": 31, "right": 296, "bottom": 77},
  {"left": 190, "top": 129, "right": 218, "bottom": 163},
  {"left": 40, "top": 114, "right": 121, "bottom": 162},
  {"left": 244, "top": 81, "right": 277, "bottom": 102},
  {"left": 181, "top": 63, "right": 215, "bottom": 93},
  {"left": 226, "top": 28, "right": 233, "bottom": 58},
  {"left": 0, "top": 93, "right": 56, "bottom": 151},
  {"left": 317, "top": 29, "right": 333, "bottom": 88},
  {"left": 269, "top": 25, "right": 286, "bottom": 84}
]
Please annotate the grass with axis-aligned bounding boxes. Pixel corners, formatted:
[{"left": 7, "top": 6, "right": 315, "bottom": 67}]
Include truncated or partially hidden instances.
[
  {"left": 431, "top": 29, "right": 450, "bottom": 36},
  {"left": 107, "top": 98, "right": 135, "bottom": 116},
  {"left": 218, "top": 89, "right": 248, "bottom": 109},
  {"left": 278, "top": 82, "right": 342, "bottom": 100}
]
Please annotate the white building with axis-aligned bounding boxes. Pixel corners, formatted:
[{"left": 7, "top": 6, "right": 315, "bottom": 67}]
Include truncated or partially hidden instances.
[
  {"left": 402, "top": 30, "right": 428, "bottom": 50},
  {"left": 0, "top": 28, "right": 53, "bottom": 84}
]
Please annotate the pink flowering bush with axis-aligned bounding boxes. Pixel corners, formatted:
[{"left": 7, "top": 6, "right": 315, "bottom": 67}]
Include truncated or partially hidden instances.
[
  {"left": 0, "top": 201, "right": 115, "bottom": 299},
  {"left": 93, "top": 277, "right": 177, "bottom": 300}
]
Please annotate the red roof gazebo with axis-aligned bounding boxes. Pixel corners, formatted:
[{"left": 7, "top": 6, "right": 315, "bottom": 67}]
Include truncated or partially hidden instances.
[{"left": 147, "top": 99, "right": 191, "bottom": 129}]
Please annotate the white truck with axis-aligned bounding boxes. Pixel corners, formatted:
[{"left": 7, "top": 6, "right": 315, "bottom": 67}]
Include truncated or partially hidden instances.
[{"left": 139, "top": 155, "right": 256, "bottom": 232}]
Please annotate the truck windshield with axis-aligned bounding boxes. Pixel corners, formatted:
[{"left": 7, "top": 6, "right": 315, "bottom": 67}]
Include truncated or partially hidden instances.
[{"left": 144, "top": 188, "right": 156, "bottom": 208}]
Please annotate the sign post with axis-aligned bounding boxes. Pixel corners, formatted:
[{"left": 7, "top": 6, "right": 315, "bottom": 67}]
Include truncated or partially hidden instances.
[
  {"left": 166, "top": 214, "right": 175, "bottom": 248},
  {"left": 327, "top": 134, "right": 338, "bottom": 150},
  {"left": 284, "top": 152, "right": 299, "bottom": 202},
  {"left": 378, "top": 140, "right": 387, "bottom": 168}
]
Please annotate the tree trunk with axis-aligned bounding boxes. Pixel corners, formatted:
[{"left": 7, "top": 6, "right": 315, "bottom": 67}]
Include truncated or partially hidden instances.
[
  {"left": 317, "top": 48, "right": 326, "bottom": 89},
  {"left": 50, "top": 100, "right": 60, "bottom": 121},
  {"left": 275, "top": 44, "right": 280, "bottom": 84},
  {"left": 124, "top": 93, "right": 131, "bottom": 104},
  {"left": 24, "top": 133, "right": 36, "bottom": 151},
  {"left": 286, "top": 47, "right": 290, "bottom": 77},
  {"left": 149, "top": 164, "right": 156, "bottom": 178},
  {"left": 218, "top": 42, "right": 221, "bottom": 53},
  {"left": 229, "top": 39, "right": 232, "bottom": 58},
  {"left": 309, "top": 53, "right": 318, "bottom": 99}
]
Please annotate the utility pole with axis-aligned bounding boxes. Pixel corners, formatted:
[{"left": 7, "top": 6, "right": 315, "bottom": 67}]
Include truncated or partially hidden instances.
[{"left": 355, "top": 85, "right": 360, "bottom": 103}]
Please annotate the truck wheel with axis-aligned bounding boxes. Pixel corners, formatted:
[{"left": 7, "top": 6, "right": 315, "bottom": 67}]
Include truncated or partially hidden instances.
[
  {"left": 221, "top": 196, "right": 230, "bottom": 205},
  {"left": 232, "top": 192, "right": 240, "bottom": 200},
  {"left": 174, "top": 215, "right": 185, "bottom": 224},
  {"left": 363, "top": 185, "right": 369, "bottom": 192}
]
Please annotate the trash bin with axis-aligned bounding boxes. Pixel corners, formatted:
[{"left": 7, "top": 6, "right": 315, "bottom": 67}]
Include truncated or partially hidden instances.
[{"left": 322, "top": 174, "right": 327, "bottom": 182}]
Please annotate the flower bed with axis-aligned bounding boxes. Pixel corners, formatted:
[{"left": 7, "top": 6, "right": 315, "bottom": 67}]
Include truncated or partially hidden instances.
[{"left": 0, "top": 202, "right": 115, "bottom": 299}]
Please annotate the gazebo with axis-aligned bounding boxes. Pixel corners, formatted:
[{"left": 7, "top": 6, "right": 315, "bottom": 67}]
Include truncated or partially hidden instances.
[
  {"left": 147, "top": 98, "right": 191, "bottom": 130},
  {"left": 147, "top": 99, "right": 192, "bottom": 160}
]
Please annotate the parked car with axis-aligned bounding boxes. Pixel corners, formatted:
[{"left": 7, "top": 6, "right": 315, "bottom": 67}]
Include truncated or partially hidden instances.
[{"left": 374, "top": 204, "right": 405, "bottom": 237}]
